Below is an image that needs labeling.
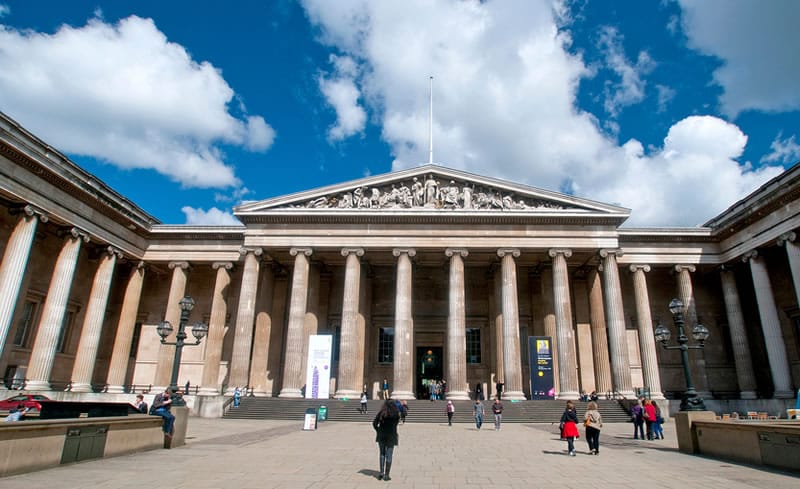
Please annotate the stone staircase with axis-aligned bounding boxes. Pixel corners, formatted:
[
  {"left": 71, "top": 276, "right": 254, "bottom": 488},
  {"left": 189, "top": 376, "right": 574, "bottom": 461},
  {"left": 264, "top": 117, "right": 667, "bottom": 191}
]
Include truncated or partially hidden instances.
[{"left": 223, "top": 398, "right": 632, "bottom": 424}]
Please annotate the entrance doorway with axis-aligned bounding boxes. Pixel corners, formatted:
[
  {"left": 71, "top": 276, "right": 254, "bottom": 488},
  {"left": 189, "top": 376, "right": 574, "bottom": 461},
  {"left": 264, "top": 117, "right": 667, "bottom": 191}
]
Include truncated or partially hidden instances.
[{"left": 416, "top": 346, "right": 443, "bottom": 399}]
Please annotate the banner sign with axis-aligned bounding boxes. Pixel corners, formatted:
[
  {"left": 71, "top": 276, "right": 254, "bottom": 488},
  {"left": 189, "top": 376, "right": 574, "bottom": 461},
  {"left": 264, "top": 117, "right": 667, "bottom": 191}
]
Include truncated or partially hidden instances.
[
  {"left": 528, "top": 336, "right": 555, "bottom": 400},
  {"left": 305, "top": 335, "right": 332, "bottom": 399}
]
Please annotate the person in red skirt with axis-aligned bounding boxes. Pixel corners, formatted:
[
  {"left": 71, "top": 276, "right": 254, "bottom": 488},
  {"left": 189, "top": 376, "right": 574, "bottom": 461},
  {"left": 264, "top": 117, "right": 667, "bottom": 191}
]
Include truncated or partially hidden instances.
[{"left": 559, "top": 400, "right": 580, "bottom": 456}]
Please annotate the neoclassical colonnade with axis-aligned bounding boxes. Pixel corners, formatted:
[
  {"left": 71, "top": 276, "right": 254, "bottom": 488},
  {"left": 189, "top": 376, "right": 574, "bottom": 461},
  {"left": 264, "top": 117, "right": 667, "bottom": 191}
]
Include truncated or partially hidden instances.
[{"left": 0, "top": 199, "right": 798, "bottom": 401}]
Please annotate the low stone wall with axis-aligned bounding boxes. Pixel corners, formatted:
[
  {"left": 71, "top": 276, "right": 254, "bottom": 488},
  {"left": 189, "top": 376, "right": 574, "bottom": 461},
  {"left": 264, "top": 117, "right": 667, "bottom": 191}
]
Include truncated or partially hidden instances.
[
  {"left": 0, "top": 415, "right": 163, "bottom": 477},
  {"left": 693, "top": 420, "right": 800, "bottom": 472}
]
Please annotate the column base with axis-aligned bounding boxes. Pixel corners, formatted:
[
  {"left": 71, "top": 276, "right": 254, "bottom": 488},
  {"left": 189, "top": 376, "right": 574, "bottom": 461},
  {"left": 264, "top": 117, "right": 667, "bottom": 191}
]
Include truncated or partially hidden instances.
[
  {"left": 105, "top": 385, "right": 125, "bottom": 394},
  {"left": 445, "top": 390, "right": 470, "bottom": 400},
  {"left": 556, "top": 390, "right": 580, "bottom": 400},
  {"left": 24, "top": 380, "right": 51, "bottom": 391},
  {"left": 198, "top": 387, "right": 221, "bottom": 396},
  {"left": 279, "top": 388, "right": 303, "bottom": 398},
  {"left": 650, "top": 391, "right": 666, "bottom": 400},
  {"left": 503, "top": 390, "right": 526, "bottom": 401},
  {"left": 739, "top": 390, "right": 757, "bottom": 400},
  {"left": 334, "top": 389, "right": 360, "bottom": 400},
  {"left": 390, "top": 390, "right": 415, "bottom": 400},
  {"left": 773, "top": 389, "right": 795, "bottom": 399},
  {"left": 619, "top": 390, "right": 636, "bottom": 399},
  {"left": 70, "top": 383, "right": 92, "bottom": 393}
]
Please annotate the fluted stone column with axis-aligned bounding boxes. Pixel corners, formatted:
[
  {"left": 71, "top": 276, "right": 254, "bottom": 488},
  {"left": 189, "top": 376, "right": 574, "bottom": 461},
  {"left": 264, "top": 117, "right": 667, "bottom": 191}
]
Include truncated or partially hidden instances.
[
  {"left": 550, "top": 249, "right": 579, "bottom": 399},
  {"left": 719, "top": 266, "right": 757, "bottom": 399},
  {"left": 70, "top": 246, "right": 122, "bottom": 392},
  {"left": 541, "top": 268, "right": 559, "bottom": 392},
  {"left": 249, "top": 262, "right": 276, "bottom": 396},
  {"left": 26, "top": 228, "right": 89, "bottom": 390},
  {"left": 445, "top": 248, "right": 470, "bottom": 400},
  {"left": 154, "top": 261, "right": 190, "bottom": 389},
  {"left": 743, "top": 251, "right": 794, "bottom": 398},
  {"left": 279, "top": 248, "right": 312, "bottom": 398},
  {"left": 599, "top": 249, "right": 634, "bottom": 398},
  {"left": 778, "top": 232, "right": 800, "bottom": 310},
  {"left": 492, "top": 266, "right": 505, "bottom": 390},
  {"left": 198, "top": 262, "right": 233, "bottom": 395},
  {"left": 224, "top": 248, "right": 262, "bottom": 394},
  {"left": 629, "top": 265, "right": 664, "bottom": 399},
  {"left": 588, "top": 268, "right": 612, "bottom": 394},
  {"left": 498, "top": 248, "right": 525, "bottom": 400},
  {"left": 0, "top": 205, "right": 47, "bottom": 357},
  {"left": 392, "top": 248, "right": 416, "bottom": 400},
  {"left": 675, "top": 264, "right": 710, "bottom": 396},
  {"left": 335, "top": 248, "right": 365, "bottom": 399},
  {"left": 106, "top": 262, "right": 146, "bottom": 393}
]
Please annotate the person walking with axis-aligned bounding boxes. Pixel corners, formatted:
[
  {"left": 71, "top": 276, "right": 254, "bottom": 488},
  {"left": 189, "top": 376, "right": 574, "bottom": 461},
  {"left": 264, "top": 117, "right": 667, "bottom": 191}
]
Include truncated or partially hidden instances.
[
  {"left": 233, "top": 386, "right": 242, "bottom": 408},
  {"left": 583, "top": 400, "right": 603, "bottom": 455},
  {"left": 651, "top": 400, "right": 665, "bottom": 439},
  {"left": 372, "top": 400, "right": 401, "bottom": 481},
  {"left": 400, "top": 400, "right": 408, "bottom": 424},
  {"left": 473, "top": 399, "right": 485, "bottom": 429},
  {"left": 446, "top": 400, "right": 455, "bottom": 426},
  {"left": 360, "top": 391, "right": 368, "bottom": 415},
  {"left": 492, "top": 398, "right": 504, "bottom": 431},
  {"left": 643, "top": 399, "right": 657, "bottom": 440},
  {"left": 631, "top": 399, "right": 645, "bottom": 439},
  {"left": 560, "top": 400, "right": 580, "bottom": 456}
]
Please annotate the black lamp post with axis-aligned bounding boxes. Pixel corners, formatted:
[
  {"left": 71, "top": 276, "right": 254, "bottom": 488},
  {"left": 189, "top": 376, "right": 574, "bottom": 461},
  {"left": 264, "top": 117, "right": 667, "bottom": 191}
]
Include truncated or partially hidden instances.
[
  {"left": 654, "top": 298, "right": 710, "bottom": 411},
  {"left": 157, "top": 296, "right": 208, "bottom": 406}
]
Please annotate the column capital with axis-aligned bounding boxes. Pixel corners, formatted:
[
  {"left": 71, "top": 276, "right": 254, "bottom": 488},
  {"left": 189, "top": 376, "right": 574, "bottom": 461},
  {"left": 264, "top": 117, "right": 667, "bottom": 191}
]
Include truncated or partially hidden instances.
[
  {"left": 599, "top": 248, "right": 622, "bottom": 259},
  {"left": 67, "top": 227, "right": 91, "bottom": 243},
  {"left": 168, "top": 261, "right": 190, "bottom": 270},
  {"left": 445, "top": 248, "right": 468, "bottom": 258},
  {"left": 777, "top": 232, "right": 796, "bottom": 247},
  {"left": 629, "top": 264, "right": 651, "bottom": 273},
  {"left": 548, "top": 248, "right": 572, "bottom": 258},
  {"left": 741, "top": 250, "right": 758, "bottom": 263},
  {"left": 498, "top": 248, "right": 521, "bottom": 258},
  {"left": 674, "top": 264, "right": 696, "bottom": 273},
  {"left": 104, "top": 246, "right": 123, "bottom": 260},
  {"left": 239, "top": 247, "right": 263, "bottom": 257},
  {"left": 341, "top": 248, "right": 365, "bottom": 257},
  {"left": 212, "top": 261, "right": 234, "bottom": 271},
  {"left": 290, "top": 247, "right": 313, "bottom": 257},
  {"left": 393, "top": 248, "right": 416, "bottom": 257},
  {"left": 14, "top": 204, "right": 50, "bottom": 223}
]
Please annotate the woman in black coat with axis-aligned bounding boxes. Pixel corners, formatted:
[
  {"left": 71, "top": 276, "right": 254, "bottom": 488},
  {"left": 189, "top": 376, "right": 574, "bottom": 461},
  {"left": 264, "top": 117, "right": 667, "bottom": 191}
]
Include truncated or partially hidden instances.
[{"left": 372, "top": 399, "right": 401, "bottom": 481}]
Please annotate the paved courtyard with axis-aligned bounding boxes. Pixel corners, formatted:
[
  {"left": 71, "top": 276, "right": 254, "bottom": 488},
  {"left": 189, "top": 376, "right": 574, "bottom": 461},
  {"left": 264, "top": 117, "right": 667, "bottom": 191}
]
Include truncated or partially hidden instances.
[{"left": 3, "top": 417, "right": 798, "bottom": 488}]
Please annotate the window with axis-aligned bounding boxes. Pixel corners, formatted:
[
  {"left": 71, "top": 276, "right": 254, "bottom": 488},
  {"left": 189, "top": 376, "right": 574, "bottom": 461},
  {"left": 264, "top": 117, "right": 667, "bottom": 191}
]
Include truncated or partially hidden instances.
[
  {"left": 55, "top": 309, "right": 76, "bottom": 354},
  {"left": 13, "top": 300, "right": 39, "bottom": 347},
  {"left": 466, "top": 327, "right": 481, "bottom": 364},
  {"left": 378, "top": 327, "right": 394, "bottom": 363}
]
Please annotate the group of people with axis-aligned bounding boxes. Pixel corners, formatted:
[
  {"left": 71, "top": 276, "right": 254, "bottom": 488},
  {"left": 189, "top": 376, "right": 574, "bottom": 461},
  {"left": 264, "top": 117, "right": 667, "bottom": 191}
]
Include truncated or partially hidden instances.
[
  {"left": 133, "top": 389, "right": 175, "bottom": 439},
  {"left": 559, "top": 400, "right": 604, "bottom": 456},
  {"left": 630, "top": 397, "right": 665, "bottom": 440},
  {"left": 423, "top": 379, "right": 447, "bottom": 401},
  {"left": 467, "top": 397, "right": 505, "bottom": 431}
]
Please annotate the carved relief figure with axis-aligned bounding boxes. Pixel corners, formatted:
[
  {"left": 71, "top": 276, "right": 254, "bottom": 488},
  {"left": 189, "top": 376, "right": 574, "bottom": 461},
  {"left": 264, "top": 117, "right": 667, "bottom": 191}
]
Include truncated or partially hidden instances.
[
  {"left": 424, "top": 174, "right": 439, "bottom": 206},
  {"left": 411, "top": 177, "right": 424, "bottom": 207}
]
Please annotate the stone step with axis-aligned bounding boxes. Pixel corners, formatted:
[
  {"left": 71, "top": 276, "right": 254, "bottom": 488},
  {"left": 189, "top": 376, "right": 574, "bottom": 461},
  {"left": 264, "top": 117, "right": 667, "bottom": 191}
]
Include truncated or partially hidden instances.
[{"left": 223, "top": 398, "right": 633, "bottom": 423}]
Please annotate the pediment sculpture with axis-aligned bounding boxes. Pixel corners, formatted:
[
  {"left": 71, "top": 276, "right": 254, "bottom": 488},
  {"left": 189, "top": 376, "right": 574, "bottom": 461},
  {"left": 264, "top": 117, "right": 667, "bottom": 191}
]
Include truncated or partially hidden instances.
[{"left": 290, "top": 174, "right": 568, "bottom": 211}]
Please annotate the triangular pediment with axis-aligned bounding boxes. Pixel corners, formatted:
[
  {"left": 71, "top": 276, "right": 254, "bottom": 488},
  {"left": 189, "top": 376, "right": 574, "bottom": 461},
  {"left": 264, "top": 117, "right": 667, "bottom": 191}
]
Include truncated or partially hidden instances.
[{"left": 235, "top": 165, "right": 629, "bottom": 222}]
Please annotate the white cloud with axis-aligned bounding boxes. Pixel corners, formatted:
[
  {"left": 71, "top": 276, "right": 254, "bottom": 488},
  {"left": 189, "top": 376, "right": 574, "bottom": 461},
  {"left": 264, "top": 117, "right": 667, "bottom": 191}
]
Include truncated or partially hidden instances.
[
  {"left": 0, "top": 5, "right": 9, "bottom": 18},
  {"left": 301, "top": 0, "right": 784, "bottom": 226},
  {"left": 0, "top": 15, "right": 275, "bottom": 188},
  {"left": 181, "top": 206, "right": 242, "bottom": 226},
  {"left": 318, "top": 54, "right": 367, "bottom": 141},
  {"left": 761, "top": 134, "right": 800, "bottom": 165},
  {"left": 597, "top": 26, "right": 654, "bottom": 117},
  {"left": 678, "top": 0, "right": 800, "bottom": 117},
  {"left": 655, "top": 84, "right": 675, "bottom": 113}
]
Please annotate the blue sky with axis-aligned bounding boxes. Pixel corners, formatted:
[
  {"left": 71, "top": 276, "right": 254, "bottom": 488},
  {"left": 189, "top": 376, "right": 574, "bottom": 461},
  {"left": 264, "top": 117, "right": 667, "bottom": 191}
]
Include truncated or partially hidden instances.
[{"left": 1, "top": 0, "right": 798, "bottom": 226}]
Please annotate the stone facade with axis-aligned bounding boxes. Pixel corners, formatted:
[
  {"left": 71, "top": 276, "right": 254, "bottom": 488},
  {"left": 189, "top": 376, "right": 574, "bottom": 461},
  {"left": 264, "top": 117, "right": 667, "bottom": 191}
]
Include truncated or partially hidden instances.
[{"left": 1, "top": 111, "right": 798, "bottom": 409}]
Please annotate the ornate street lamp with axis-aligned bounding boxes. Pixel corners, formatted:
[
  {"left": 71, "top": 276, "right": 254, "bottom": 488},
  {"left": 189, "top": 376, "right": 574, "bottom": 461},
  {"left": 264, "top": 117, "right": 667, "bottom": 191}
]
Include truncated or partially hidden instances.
[
  {"left": 157, "top": 296, "right": 208, "bottom": 406},
  {"left": 654, "top": 298, "right": 709, "bottom": 411}
]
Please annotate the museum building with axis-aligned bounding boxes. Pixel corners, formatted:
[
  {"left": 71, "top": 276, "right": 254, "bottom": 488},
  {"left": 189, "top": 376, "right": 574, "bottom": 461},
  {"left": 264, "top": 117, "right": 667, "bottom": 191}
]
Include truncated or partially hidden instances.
[{"left": 1, "top": 110, "right": 798, "bottom": 414}]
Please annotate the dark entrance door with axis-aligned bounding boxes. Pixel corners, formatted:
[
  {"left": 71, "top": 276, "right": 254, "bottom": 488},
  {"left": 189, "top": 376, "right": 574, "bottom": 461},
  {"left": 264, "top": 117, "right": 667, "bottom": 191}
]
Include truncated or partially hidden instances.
[{"left": 416, "top": 346, "right": 443, "bottom": 399}]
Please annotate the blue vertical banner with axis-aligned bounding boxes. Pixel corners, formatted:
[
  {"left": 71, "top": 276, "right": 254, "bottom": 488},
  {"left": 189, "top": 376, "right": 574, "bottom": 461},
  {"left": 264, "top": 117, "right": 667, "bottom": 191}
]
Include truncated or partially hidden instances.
[{"left": 528, "top": 336, "right": 555, "bottom": 400}]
